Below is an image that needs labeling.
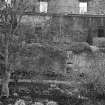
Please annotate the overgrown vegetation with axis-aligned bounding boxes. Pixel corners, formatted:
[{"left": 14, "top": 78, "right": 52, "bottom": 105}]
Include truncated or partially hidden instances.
[{"left": 0, "top": 1, "right": 105, "bottom": 105}]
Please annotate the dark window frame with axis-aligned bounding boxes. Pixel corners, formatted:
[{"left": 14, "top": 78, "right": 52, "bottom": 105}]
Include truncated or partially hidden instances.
[
  {"left": 79, "top": 0, "right": 89, "bottom": 2},
  {"left": 97, "top": 26, "right": 105, "bottom": 37},
  {"left": 38, "top": 0, "right": 48, "bottom": 2}
]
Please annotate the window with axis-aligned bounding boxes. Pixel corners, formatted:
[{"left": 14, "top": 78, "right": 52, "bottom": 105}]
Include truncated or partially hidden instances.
[
  {"left": 5, "top": 0, "right": 11, "bottom": 5},
  {"left": 39, "top": 1, "right": 48, "bottom": 13},
  {"left": 98, "top": 26, "right": 105, "bottom": 37},
  {"left": 79, "top": 1, "right": 87, "bottom": 14},
  {"left": 35, "top": 26, "right": 42, "bottom": 34}
]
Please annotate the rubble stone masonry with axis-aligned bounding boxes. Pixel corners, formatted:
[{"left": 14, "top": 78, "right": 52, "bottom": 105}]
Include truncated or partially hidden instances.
[{"left": 48, "top": 0, "right": 105, "bottom": 15}]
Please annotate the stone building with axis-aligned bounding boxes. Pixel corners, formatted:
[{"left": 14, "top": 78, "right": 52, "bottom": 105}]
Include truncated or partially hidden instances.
[
  {"left": 3, "top": 0, "right": 105, "bottom": 15},
  {"left": 18, "top": 0, "right": 105, "bottom": 45},
  {"left": 26, "top": 0, "right": 105, "bottom": 15}
]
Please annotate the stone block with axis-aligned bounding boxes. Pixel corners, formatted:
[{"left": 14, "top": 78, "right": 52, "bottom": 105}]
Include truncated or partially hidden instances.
[{"left": 93, "top": 37, "right": 105, "bottom": 47}]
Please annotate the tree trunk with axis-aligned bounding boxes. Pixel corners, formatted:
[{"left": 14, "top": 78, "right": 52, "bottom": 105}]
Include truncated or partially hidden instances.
[
  {"left": 1, "top": 71, "right": 11, "bottom": 97},
  {"left": 1, "top": 33, "right": 10, "bottom": 97}
]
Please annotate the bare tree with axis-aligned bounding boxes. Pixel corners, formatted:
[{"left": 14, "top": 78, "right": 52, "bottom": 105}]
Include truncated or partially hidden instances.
[{"left": 0, "top": 0, "right": 33, "bottom": 98}]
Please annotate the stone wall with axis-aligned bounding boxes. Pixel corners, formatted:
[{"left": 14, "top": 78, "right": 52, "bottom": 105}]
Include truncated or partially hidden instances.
[
  {"left": 48, "top": 0, "right": 105, "bottom": 15},
  {"left": 48, "top": 0, "right": 79, "bottom": 14},
  {"left": 16, "top": 0, "right": 105, "bottom": 15},
  {"left": 51, "top": 15, "right": 105, "bottom": 43},
  {"left": 88, "top": 0, "right": 105, "bottom": 15},
  {"left": 20, "top": 14, "right": 105, "bottom": 44}
]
